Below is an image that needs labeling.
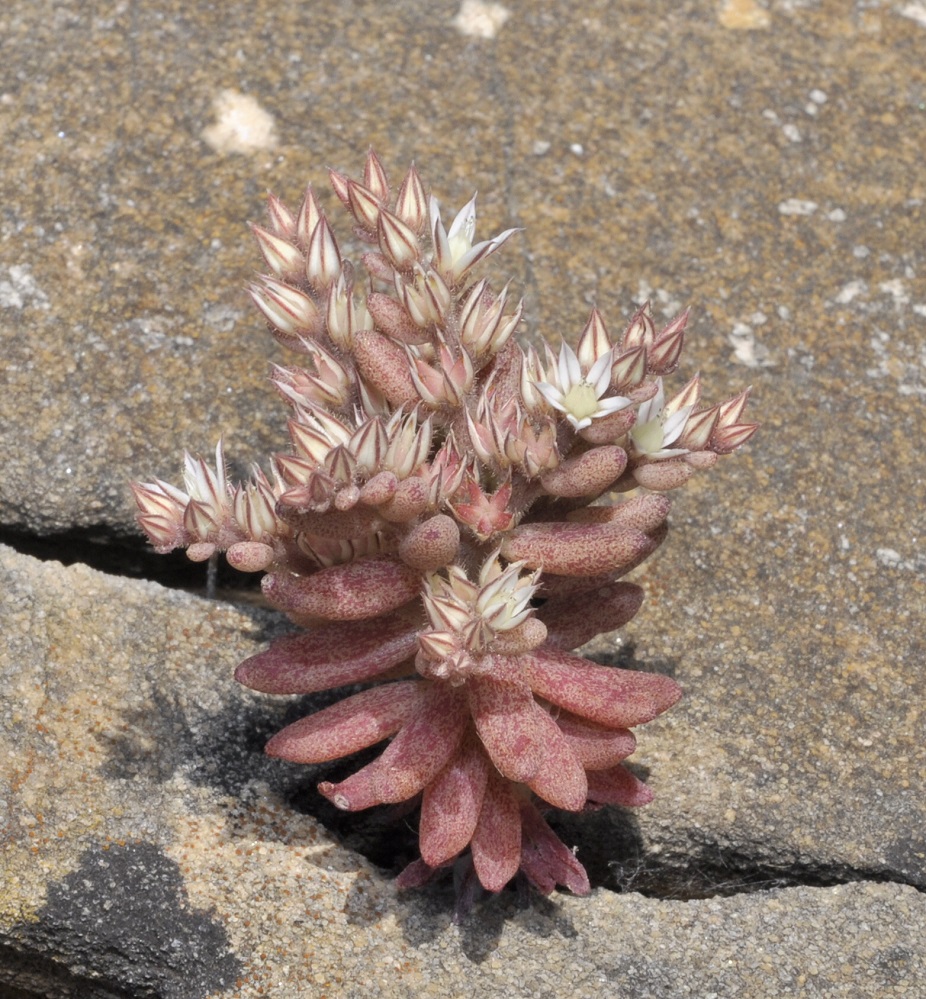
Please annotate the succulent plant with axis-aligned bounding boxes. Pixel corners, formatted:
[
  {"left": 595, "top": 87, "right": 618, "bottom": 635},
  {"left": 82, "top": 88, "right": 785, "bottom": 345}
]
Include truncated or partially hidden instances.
[{"left": 132, "top": 151, "right": 756, "bottom": 899}]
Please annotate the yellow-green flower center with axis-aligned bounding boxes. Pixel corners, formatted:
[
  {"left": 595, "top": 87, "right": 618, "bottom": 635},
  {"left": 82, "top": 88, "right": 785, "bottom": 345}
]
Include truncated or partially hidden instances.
[
  {"left": 562, "top": 381, "right": 600, "bottom": 420},
  {"left": 631, "top": 417, "right": 665, "bottom": 453}
]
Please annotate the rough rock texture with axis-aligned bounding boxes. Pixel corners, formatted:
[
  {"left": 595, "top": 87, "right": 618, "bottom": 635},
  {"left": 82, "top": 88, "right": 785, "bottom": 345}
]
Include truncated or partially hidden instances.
[
  {"left": 2, "top": 547, "right": 925, "bottom": 999},
  {"left": 1, "top": 0, "right": 925, "bottom": 996}
]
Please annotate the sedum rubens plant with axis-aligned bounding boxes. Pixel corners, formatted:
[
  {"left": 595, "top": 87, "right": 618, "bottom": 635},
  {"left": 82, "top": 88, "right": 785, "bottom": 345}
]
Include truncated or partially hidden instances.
[{"left": 132, "top": 150, "right": 756, "bottom": 899}]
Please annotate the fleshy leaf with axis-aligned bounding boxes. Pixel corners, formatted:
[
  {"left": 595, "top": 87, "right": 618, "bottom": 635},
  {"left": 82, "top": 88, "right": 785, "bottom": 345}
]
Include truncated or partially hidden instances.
[
  {"left": 419, "top": 735, "right": 490, "bottom": 867},
  {"left": 261, "top": 555, "right": 421, "bottom": 620},
  {"left": 234, "top": 611, "right": 419, "bottom": 694},
  {"left": 468, "top": 676, "right": 548, "bottom": 783},
  {"left": 470, "top": 769, "right": 522, "bottom": 892},
  {"left": 319, "top": 682, "right": 468, "bottom": 809},
  {"left": 500, "top": 521, "right": 663, "bottom": 577},
  {"left": 265, "top": 681, "right": 424, "bottom": 763},
  {"left": 522, "top": 646, "right": 682, "bottom": 728}
]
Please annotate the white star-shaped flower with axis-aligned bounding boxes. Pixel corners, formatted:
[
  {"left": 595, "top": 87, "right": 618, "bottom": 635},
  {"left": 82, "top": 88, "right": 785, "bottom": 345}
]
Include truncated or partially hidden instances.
[
  {"left": 532, "top": 342, "right": 631, "bottom": 431},
  {"left": 630, "top": 377, "right": 692, "bottom": 459}
]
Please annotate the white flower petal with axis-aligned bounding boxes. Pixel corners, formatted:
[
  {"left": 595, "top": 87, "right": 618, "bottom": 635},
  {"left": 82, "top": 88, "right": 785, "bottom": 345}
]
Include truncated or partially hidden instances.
[
  {"left": 596, "top": 394, "right": 632, "bottom": 417},
  {"left": 662, "top": 405, "right": 693, "bottom": 447},
  {"left": 533, "top": 380, "right": 568, "bottom": 412},
  {"left": 560, "top": 342, "right": 582, "bottom": 386},
  {"left": 587, "top": 349, "right": 614, "bottom": 394},
  {"left": 637, "top": 377, "right": 665, "bottom": 425},
  {"left": 447, "top": 193, "right": 478, "bottom": 253},
  {"left": 567, "top": 414, "right": 593, "bottom": 431}
]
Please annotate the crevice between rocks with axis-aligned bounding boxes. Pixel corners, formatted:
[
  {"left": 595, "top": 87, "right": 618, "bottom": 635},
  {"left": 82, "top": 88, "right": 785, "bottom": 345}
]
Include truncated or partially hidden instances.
[
  {"left": 4, "top": 527, "right": 924, "bottom": 918},
  {"left": 0, "top": 526, "right": 260, "bottom": 597}
]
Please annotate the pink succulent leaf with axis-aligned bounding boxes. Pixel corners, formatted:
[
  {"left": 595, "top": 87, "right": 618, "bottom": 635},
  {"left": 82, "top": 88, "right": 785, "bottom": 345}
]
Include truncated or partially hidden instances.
[
  {"left": 377, "top": 475, "right": 429, "bottom": 523},
  {"left": 684, "top": 450, "right": 719, "bottom": 470},
  {"left": 234, "top": 611, "right": 420, "bottom": 694},
  {"left": 500, "top": 521, "right": 662, "bottom": 576},
  {"left": 359, "top": 469, "right": 398, "bottom": 506},
  {"left": 470, "top": 769, "right": 523, "bottom": 892},
  {"left": 260, "top": 555, "right": 420, "bottom": 621},
  {"left": 419, "top": 735, "right": 491, "bottom": 868},
  {"left": 397, "top": 514, "right": 461, "bottom": 571},
  {"left": 585, "top": 764, "right": 654, "bottom": 808},
  {"left": 319, "top": 682, "right": 468, "bottom": 808},
  {"left": 395, "top": 858, "right": 437, "bottom": 890},
  {"left": 225, "top": 541, "right": 275, "bottom": 573},
  {"left": 564, "top": 492, "right": 671, "bottom": 532},
  {"left": 352, "top": 329, "right": 420, "bottom": 408},
  {"left": 538, "top": 581, "right": 644, "bottom": 650},
  {"left": 468, "top": 676, "right": 548, "bottom": 783},
  {"left": 538, "top": 445, "right": 627, "bottom": 499},
  {"left": 519, "top": 801, "right": 591, "bottom": 896},
  {"left": 265, "top": 680, "right": 424, "bottom": 763},
  {"left": 632, "top": 459, "right": 694, "bottom": 491},
  {"left": 554, "top": 712, "right": 637, "bottom": 770},
  {"left": 577, "top": 402, "right": 638, "bottom": 445},
  {"left": 522, "top": 646, "right": 682, "bottom": 729},
  {"left": 488, "top": 616, "right": 548, "bottom": 654},
  {"left": 276, "top": 503, "right": 381, "bottom": 540},
  {"left": 366, "top": 292, "right": 430, "bottom": 343},
  {"left": 525, "top": 709, "right": 588, "bottom": 811}
]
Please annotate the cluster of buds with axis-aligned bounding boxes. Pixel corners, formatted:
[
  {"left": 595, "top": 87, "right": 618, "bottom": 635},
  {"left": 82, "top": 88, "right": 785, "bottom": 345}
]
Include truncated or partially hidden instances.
[{"left": 133, "top": 152, "right": 756, "bottom": 901}]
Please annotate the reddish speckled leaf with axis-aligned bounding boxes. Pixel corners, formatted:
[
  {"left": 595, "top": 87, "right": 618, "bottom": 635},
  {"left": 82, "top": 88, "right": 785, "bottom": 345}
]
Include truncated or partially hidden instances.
[
  {"left": 500, "top": 522, "right": 661, "bottom": 577},
  {"left": 555, "top": 712, "right": 637, "bottom": 770},
  {"left": 539, "top": 445, "right": 627, "bottom": 499},
  {"left": 419, "top": 736, "right": 490, "bottom": 867},
  {"left": 633, "top": 459, "right": 693, "bottom": 491},
  {"left": 398, "top": 513, "right": 460, "bottom": 570},
  {"left": 538, "top": 581, "right": 643, "bottom": 650},
  {"left": 262, "top": 555, "right": 421, "bottom": 620},
  {"left": 265, "top": 681, "right": 424, "bottom": 763},
  {"left": 319, "top": 683, "right": 467, "bottom": 809},
  {"left": 565, "top": 492, "right": 670, "bottom": 532},
  {"left": 234, "top": 610, "right": 419, "bottom": 694},
  {"left": 353, "top": 329, "right": 419, "bottom": 407},
  {"left": 471, "top": 770, "right": 522, "bottom": 892},
  {"left": 519, "top": 801, "right": 590, "bottom": 896},
  {"left": 468, "top": 676, "right": 547, "bottom": 783},
  {"left": 523, "top": 646, "right": 681, "bottom": 728},
  {"left": 525, "top": 711, "right": 587, "bottom": 811},
  {"left": 586, "top": 764, "right": 654, "bottom": 807}
]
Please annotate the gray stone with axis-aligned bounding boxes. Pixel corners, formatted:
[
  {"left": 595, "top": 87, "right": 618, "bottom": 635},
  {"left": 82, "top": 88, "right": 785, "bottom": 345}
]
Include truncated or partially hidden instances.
[
  {"left": 2, "top": 0, "right": 926, "bottom": 994},
  {"left": 2, "top": 546, "right": 925, "bottom": 998}
]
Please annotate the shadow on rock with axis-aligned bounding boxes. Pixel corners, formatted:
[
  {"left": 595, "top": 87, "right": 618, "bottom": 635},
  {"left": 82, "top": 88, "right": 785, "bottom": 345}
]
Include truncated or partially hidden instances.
[{"left": 5, "top": 841, "right": 241, "bottom": 999}]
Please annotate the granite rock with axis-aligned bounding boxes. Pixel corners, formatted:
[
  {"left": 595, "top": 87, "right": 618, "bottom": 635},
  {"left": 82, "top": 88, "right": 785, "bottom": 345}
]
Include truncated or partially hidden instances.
[
  {"left": 2, "top": 546, "right": 925, "bottom": 998},
  {"left": 2, "top": 0, "right": 925, "bottom": 995}
]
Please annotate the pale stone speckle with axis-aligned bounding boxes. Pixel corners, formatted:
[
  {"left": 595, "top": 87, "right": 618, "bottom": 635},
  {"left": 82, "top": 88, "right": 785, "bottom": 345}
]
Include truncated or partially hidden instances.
[
  {"left": 0, "top": 264, "right": 50, "bottom": 310},
  {"left": 718, "top": 0, "right": 771, "bottom": 30},
  {"left": 201, "top": 89, "right": 279, "bottom": 155},
  {"left": 452, "top": 0, "right": 510, "bottom": 39},
  {"left": 899, "top": 2, "right": 926, "bottom": 27},
  {"left": 833, "top": 280, "right": 867, "bottom": 305},
  {"left": 778, "top": 198, "right": 818, "bottom": 216},
  {"left": 728, "top": 322, "right": 774, "bottom": 367}
]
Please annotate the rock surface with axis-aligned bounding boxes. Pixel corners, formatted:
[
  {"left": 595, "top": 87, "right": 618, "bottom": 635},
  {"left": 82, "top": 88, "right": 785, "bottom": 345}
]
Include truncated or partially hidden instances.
[
  {"left": 2, "top": 546, "right": 925, "bottom": 998},
  {"left": 1, "top": 0, "right": 925, "bottom": 996}
]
